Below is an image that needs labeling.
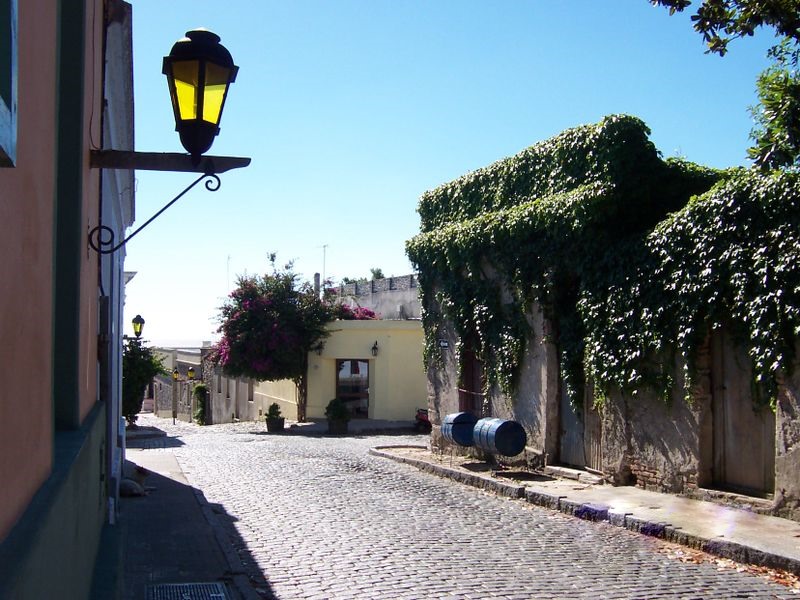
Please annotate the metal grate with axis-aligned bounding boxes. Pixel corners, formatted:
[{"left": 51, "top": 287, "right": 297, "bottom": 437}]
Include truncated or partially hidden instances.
[{"left": 148, "top": 582, "right": 229, "bottom": 600}]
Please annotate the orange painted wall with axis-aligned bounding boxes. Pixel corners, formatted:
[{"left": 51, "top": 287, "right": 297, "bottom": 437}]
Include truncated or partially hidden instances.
[{"left": 0, "top": 0, "right": 59, "bottom": 539}]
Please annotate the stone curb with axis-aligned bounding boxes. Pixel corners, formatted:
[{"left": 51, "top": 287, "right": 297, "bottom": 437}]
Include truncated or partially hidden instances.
[
  {"left": 370, "top": 447, "right": 524, "bottom": 499},
  {"left": 371, "top": 447, "right": 800, "bottom": 576}
]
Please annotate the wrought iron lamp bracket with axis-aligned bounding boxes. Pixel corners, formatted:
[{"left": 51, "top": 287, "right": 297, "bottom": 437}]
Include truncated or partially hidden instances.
[{"left": 88, "top": 171, "right": 221, "bottom": 255}]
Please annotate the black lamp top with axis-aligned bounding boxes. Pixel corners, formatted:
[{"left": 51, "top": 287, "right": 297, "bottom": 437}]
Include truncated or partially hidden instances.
[{"left": 166, "top": 28, "right": 236, "bottom": 73}]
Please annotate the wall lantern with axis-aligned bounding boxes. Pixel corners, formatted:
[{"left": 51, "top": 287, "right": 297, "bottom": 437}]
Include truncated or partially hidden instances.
[
  {"left": 131, "top": 314, "right": 145, "bottom": 339},
  {"left": 88, "top": 28, "right": 250, "bottom": 255},
  {"left": 371, "top": 341, "right": 379, "bottom": 357},
  {"left": 187, "top": 366, "right": 196, "bottom": 381},
  {"left": 162, "top": 29, "right": 239, "bottom": 160},
  {"left": 172, "top": 368, "right": 179, "bottom": 381}
]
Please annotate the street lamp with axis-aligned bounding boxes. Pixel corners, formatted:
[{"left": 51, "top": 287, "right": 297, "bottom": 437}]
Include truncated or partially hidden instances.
[
  {"left": 131, "top": 314, "right": 145, "bottom": 339},
  {"left": 187, "top": 366, "right": 196, "bottom": 381},
  {"left": 88, "top": 28, "right": 249, "bottom": 255},
  {"left": 172, "top": 368, "right": 179, "bottom": 381},
  {"left": 162, "top": 29, "right": 239, "bottom": 161},
  {"left": 371, "top": 341, "right": 379, "bottom": 357}
]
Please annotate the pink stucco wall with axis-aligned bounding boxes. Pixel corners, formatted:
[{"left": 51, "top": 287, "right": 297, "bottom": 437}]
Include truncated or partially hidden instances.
[
  {"left": 0, "top": 0, "right": 104, "bottom": 541},
  {"left": 0, "top": 0, "right": 59, "bottom": 540}
]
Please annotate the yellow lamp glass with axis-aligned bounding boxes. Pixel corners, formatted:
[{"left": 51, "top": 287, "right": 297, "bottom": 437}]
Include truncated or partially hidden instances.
[
  {"left": 162, "top": 29, "right": 238, "bottom": 157},
  {"left": 202, "top": 62, "right": 231, "bottom": 125},
  {"left": 171, "top": 60, "right": 200, "bottom": 120}
]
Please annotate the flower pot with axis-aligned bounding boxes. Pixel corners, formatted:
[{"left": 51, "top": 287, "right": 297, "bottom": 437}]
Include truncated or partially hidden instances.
[
  {"left": 327, "top": 418, "right": 348, "bottom": 435},
  {"left": 266, "top": 417, "right": 285, "bottom": 433}
]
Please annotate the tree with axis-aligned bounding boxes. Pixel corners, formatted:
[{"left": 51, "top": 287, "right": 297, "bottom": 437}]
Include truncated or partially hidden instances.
[
  {"left": 748, "top": 41, "right": 800, "bottom": 169},
  {"left": 369, "top": 267, "right": 385, "bottom": 280},
  {"left": 650, "top": 0, "right": 800, "bottom": 56},
  {"left": 214, "top": 256, "right": 334, "bottom": 422},
  {"left": 122, "top": 338, "right": 166, "bottom": 427},
  {"left": 652, "top": 1, "right": 800, "bottom": 167}
]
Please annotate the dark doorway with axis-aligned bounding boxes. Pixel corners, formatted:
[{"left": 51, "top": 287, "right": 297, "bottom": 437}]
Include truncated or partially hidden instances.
[{"left": 458, "top": 342, "right": 486, "bottom": 417}]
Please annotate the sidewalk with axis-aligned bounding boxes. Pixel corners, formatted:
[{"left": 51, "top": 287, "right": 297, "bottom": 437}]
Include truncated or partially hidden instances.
[
  {"left": 371, "top": 445, "right": 800, "bottom": 577},
  {"left": 93, "top": 416, "right": 417, "bottom": 600}
]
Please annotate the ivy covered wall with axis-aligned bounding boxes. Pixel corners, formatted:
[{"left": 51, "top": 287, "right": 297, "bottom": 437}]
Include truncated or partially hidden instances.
[{"left": 407, "top": 115, "right": 800, "bottom": 411}]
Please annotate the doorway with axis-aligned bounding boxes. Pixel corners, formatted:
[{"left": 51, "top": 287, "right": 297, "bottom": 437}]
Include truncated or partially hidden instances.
[
  {"left": 708, "top": 328, "right": 775, "bottom": 496},
  {"left": 336, "top": 359, "right": 370, "bottom": 418}
]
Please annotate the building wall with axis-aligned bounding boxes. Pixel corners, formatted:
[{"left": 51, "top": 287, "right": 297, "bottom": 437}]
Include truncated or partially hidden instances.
[
  {"left": 0, "top": 1, "right": 129, "bottom": 596},
  {"left": 336, "top": 274, "right": 420, "bottom": 319},
  {"left": 426, "top": 298, "right": 561, "bottom": 460},
  {"left": 0, "top": 0, "right": 58, "bottom": 541},
  {"left": 251, "top": 320, "right": 427, "bottom": 422},
  {"left": 774, "top": 342, "right": 800, "bottom": 520},
  {"left": 426, "top": 289, "right": 800, "bottom": 517}
]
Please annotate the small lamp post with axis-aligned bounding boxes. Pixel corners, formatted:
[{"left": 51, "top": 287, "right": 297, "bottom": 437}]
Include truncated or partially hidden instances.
[
  {"left": 162, "top": 29, "right": 239, "bottom": 161},
  {"left": 172, "top": 367, "right": 179, "bottom": 381},
  {"left": 187, "top": 366, "right": 196, "bottom": 381},
  {"left": 131, "top": 314, "right": 145, "bottom": 339},
  {"left": 371, "top": 341, "right": 379, "bottom": 357}
]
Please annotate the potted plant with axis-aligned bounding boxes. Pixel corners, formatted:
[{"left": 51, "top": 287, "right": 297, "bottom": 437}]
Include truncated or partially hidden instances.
[
  {"left": 325, "top": 398, "right": 350, "bottom": 435},
  {"left": 265, "top": 402, "right": 285, "bottom": 433}
]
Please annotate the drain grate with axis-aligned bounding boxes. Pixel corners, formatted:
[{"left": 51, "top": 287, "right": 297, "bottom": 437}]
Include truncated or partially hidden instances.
[{"left": 147, "top": 582, "right": 229, "bottom": 600}]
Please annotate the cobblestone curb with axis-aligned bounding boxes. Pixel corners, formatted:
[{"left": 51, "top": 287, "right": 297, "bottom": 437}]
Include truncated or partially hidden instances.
[{"left": 372, "top": 446, "right": 800, "bottom": 576}]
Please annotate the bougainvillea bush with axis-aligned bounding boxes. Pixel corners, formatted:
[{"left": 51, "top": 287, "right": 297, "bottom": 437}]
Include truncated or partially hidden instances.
[
  {"left": 214, "top": 258, "right": 382, "bottom": 421},
  {"left": 215, "top": 258, "right": 334, "bottom": 421},
  {"left": 333, "top": 304, "right": 379, "bottom": 320}
]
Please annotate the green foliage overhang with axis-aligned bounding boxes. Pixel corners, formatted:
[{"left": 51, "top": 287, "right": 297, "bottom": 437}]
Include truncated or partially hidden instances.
[{"left": 406, "top": 115, "right": 800, "bottom": 407}]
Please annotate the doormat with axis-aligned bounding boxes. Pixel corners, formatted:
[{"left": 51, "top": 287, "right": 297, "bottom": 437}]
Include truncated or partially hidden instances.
[{"left": 147, "top": 582, "right": 229, "bottom": 600}]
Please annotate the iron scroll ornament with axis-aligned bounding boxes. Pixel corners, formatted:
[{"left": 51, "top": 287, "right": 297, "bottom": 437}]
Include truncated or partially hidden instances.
[{"left": 88, "top": 172, "right": 221, "bottom": 254}]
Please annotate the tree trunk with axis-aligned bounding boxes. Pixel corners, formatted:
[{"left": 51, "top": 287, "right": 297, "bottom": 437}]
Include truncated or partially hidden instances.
[{"left": 296, "top": 356, "right": 308, "bottom": 422}]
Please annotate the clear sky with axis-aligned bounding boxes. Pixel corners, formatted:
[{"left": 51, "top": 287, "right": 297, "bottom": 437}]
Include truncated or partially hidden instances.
[{"left": 123, "top": 0, "right": 777, "bottom": 345}]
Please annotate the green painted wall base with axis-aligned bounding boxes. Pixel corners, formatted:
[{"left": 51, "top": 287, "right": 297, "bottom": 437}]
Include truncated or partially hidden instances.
[{"left": 0, "top": 403, "right": 107, "bottom": 599}]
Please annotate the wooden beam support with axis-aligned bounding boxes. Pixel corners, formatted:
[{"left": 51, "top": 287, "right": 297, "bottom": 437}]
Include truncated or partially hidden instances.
[{"left": 90, "top": 150, "right": 251, "bottom": 173}]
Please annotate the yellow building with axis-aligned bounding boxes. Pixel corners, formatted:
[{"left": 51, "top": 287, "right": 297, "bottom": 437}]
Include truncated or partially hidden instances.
[{"left": 257, "top": 320, "right": 426, "bottom": 422}]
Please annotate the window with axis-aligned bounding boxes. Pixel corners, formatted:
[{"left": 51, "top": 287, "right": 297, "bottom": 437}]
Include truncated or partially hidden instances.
[
  {"left": 0, "top": 0, "right": 17, "bottom": 166},
  {"left": 336, "top": 359, "right": 369, "bottom": 418}
]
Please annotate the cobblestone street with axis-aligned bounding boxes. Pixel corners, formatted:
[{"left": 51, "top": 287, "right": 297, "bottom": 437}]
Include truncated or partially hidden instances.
[{"left": 132, "top": 416, "right": 797, "bottom": 599}]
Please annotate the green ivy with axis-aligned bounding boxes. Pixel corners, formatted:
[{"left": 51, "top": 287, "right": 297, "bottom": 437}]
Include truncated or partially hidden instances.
[{"left": 407, "top": 115, "right": 799, "bottom": 409}]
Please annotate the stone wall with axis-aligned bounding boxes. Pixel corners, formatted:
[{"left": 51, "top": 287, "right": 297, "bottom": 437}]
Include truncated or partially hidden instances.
[
  {"left": 425, "top": 296, "right": 558, "bottom": 464},
  {"left": 775, "top": 343, "right": 800, "bottom": 520},
  {"left": 336, "top": 275, "right": 420, "bottom": 320},
  {"left": 422, "top": 289, "right": 800, "bottom": 518}
]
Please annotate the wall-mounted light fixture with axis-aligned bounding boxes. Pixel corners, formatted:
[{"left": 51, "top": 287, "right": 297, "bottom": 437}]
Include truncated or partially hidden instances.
[
  {"left": 314, "top": 341, "right": 326, "bottom": 356},
  {"left": 162, "top": 29, "right": 238, "bottom": 160},
  {"left": 371, "top": 341, "right": 379, "bottom": 357},
  {"left": 88, "top": 28, "right": 250, "bottom": 255},
  {"left": 131, "top": 314, "right": 145, "bottom": 339},
  {"left": 187, "top": 366, "right": 196, "bottom": 381},
  {"left": 172, "top": 368, "right": 179, "bottom": 381}
]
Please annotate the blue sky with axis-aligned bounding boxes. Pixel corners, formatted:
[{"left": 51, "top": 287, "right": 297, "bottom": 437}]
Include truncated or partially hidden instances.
[{"left": 123, "top": 0, "right": 776, "bottom": 345}]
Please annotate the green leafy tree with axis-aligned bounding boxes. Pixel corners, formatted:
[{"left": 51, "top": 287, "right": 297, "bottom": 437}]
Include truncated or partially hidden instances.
[
  {"left": 749, "top": 41, "right": 800, "bottom": 169},
  {"left": 341, "top": 276, "right": 367, "bottom": 285},
  {"left": 369, "top": 267, "right": 385, "bottom": 280},
  {"left": 651, "top": 2, "right": 800, "bottom": 168},
  {"left": 650, "top": 0, "right": 800, "bottom": 56},
  {"left": 122, "top": 338, "right": 166, "bottom": 427},
  {"left": 214, "top": 256, "right": 334, "bottom": 422}
]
